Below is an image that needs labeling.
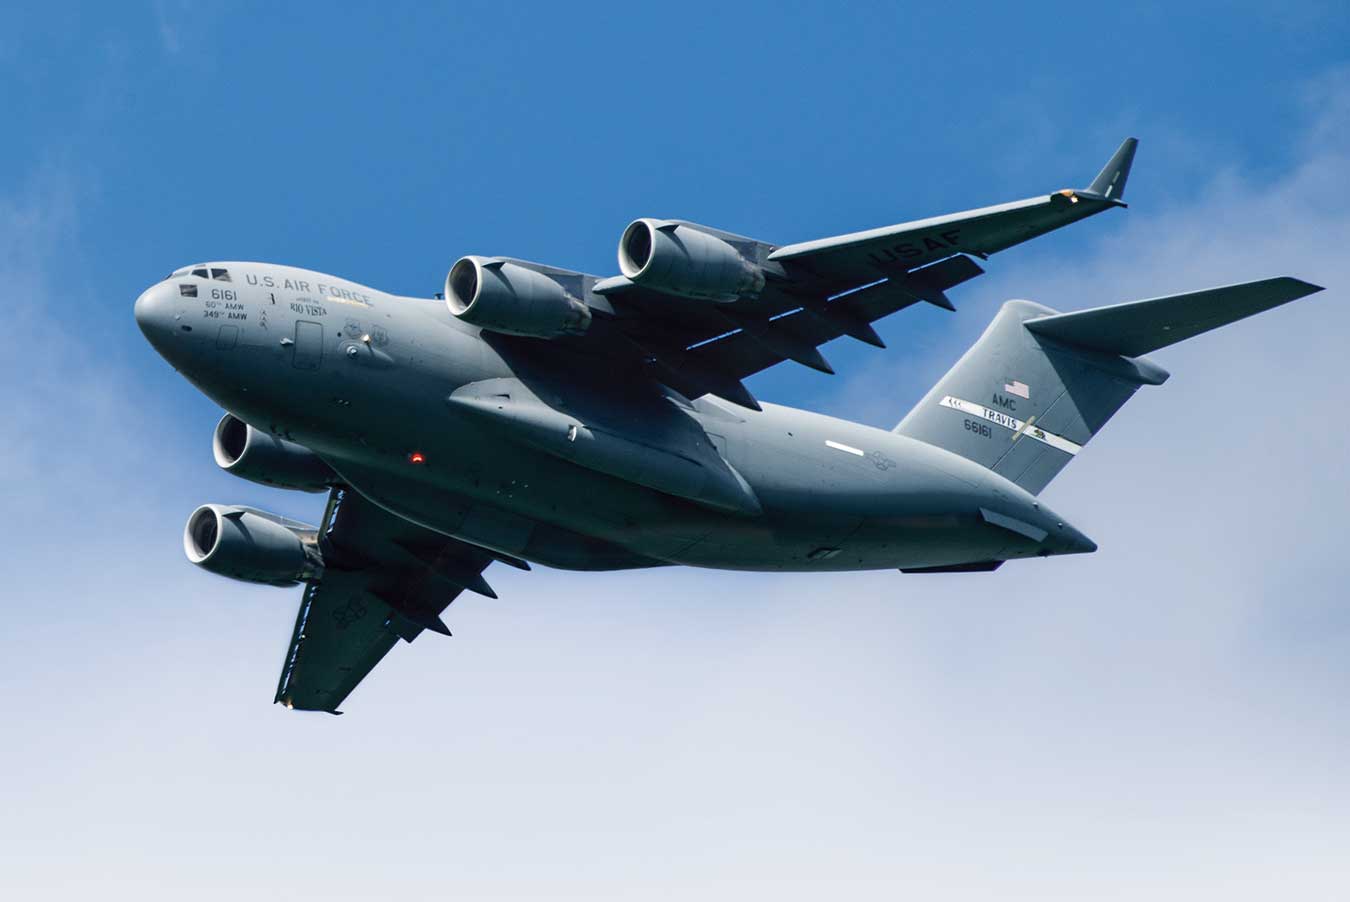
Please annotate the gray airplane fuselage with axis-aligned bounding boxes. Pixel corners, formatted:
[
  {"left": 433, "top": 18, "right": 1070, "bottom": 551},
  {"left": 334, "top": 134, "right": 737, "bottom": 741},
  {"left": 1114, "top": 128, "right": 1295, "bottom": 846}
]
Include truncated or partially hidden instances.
[{"left": 135, "top": 262, "right": 1094, "bottom": 573}]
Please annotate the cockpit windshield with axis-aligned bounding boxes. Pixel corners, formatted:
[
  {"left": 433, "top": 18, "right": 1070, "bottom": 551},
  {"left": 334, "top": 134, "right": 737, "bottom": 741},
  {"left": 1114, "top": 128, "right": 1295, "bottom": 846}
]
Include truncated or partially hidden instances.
[{"left": 169, "top": 264, "right": 232, "bottom": 281}]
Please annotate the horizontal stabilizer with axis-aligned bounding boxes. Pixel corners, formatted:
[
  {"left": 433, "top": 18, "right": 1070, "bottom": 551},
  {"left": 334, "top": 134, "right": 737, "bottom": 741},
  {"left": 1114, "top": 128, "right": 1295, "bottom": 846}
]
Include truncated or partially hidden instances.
[{"left": 1025, "top": 277, "right": 1324, "bottom": 357}]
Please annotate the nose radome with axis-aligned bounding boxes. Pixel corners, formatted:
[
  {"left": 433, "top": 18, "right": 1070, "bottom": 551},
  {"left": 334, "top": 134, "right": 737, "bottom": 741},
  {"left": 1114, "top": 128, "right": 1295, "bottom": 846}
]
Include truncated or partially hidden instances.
[{"left": 134, "top": 281, "right": 176, "bottom": 345}]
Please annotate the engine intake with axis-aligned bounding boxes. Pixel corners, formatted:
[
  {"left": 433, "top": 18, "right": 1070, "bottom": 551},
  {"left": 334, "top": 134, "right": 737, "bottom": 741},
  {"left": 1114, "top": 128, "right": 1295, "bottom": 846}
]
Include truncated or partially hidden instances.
[
  {"left": 446, "top": 256, "right": 591, "bottom": 338},
  {"left": 213, "top": 414, "right": 334, "bottom": 493},
  {"left": 618, "top": 219, "right": 765, "bottom": 302},
  {"left": 183, "top": 504, "right": 322, "bottom": 587}
]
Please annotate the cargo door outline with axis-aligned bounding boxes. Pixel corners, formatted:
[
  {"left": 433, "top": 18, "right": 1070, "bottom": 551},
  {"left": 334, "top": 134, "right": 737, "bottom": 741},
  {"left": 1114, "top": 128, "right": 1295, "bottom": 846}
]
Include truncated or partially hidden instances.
[{"left": 293, "top": 321, "right": 324, "bottom": 370}]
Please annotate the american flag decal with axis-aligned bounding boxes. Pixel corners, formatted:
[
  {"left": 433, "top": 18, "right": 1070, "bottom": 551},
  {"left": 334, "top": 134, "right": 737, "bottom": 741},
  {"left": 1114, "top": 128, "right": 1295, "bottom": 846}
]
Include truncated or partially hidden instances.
[{"left": 1004, "top": 380, "right": 1030, "bottom": 399}]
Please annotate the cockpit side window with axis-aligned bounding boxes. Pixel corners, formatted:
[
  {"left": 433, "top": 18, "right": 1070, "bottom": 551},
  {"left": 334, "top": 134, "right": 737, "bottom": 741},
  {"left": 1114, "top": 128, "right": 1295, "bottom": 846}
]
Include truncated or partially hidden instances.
[
  {"left": 191, "top": 268, "right": 210, "bottom": 279},
  {"left": 211, "top": 268, "right": 231, "bottom": 282}
]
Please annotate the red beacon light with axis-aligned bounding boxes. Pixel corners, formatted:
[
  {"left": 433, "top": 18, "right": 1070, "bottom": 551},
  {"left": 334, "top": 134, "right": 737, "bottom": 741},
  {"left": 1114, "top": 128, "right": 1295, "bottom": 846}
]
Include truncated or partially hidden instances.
[{"left": 407, "top": 451, "right": 426, "bottom": 465}]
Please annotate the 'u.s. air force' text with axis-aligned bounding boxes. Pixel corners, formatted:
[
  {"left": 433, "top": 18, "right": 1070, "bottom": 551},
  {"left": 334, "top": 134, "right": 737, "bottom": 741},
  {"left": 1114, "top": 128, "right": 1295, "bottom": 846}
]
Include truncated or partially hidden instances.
[{"left": 244, "top": 273, "right": 373, "bottom": 305}]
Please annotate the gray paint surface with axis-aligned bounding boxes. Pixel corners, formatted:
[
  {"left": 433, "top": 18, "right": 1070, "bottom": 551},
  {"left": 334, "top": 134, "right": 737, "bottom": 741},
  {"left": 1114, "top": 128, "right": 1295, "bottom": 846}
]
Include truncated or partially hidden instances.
[{"left": 130, "top": 140, "right": 1326, "bottom": 710}]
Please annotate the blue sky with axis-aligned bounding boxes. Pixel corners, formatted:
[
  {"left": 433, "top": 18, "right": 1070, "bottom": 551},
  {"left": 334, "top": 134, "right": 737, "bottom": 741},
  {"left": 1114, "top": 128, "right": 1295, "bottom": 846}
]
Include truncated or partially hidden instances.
[{"left": 3, "top": 4, "right": 1350, "bottom": 899}]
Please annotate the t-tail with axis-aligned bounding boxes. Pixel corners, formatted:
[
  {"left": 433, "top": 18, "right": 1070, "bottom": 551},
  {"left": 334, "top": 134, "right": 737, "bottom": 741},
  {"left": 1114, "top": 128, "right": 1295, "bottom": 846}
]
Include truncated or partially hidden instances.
[{"left": 895, "top": 277, "right": 1324, "bottom": 494}]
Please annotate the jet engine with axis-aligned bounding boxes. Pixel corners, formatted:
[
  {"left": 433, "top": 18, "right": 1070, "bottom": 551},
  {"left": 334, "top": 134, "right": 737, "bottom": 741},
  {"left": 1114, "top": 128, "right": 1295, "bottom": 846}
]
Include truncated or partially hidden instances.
[
  {"left": 446, "top": 256, "right": 592, "bottom": 338},
  {"left": 618, "top": 219, "right": 765, "bottom": 302},
  {"left": 213, "top": 414, "right": 335, "bottom": 493},
  {"left": 183, "top": 504, "right": 322, "bottom": 587}
]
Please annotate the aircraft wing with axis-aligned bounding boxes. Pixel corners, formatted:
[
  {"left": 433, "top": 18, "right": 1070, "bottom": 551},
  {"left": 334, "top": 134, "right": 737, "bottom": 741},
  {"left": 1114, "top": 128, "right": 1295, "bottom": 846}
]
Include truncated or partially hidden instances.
[
  {"left": 767, "top": 137, "right": 1136, "bottom": 282},
  {"left": 575, "top": 139, "right": 1137, "bottom": 410},
  {"left": 274, "top": 487, "right": 513, "bottom": 714}
]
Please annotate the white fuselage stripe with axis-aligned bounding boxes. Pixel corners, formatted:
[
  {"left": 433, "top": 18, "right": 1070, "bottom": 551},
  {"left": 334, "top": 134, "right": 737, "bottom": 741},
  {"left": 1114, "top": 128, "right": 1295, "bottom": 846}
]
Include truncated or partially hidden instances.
[
  {"left": 825, "top": 439, "right": 865, "bottom": 457},
  {"left": 939, "top": 396, "right": 1082, "bottom": 455}
]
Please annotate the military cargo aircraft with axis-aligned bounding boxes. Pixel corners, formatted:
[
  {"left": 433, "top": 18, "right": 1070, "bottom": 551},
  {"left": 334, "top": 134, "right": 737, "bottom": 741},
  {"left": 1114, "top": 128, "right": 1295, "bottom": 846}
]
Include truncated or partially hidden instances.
[{"left": 135, "top": 138, "right": 1324, "bottom": 712}]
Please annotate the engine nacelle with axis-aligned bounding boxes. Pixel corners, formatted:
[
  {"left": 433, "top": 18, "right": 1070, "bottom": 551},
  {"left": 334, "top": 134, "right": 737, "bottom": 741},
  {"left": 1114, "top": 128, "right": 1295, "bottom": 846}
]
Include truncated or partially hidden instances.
[
  {"left": 183, "top": 504, "right": 322, "bottom": 587},
  {"left": 618, "top": 219, "right": 765, "bottom": 302},
  {"left": 213, "top": 414, "right": 334, "bottom": 493},
  {"left": 446, "top": 256, "right": 591, "bottom": 338}
]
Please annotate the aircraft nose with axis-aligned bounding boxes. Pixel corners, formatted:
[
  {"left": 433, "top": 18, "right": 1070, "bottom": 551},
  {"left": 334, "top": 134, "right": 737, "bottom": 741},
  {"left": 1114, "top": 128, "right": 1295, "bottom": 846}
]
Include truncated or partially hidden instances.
[{"left": 134, "top": 281, "right": 177, "bottom": 347}]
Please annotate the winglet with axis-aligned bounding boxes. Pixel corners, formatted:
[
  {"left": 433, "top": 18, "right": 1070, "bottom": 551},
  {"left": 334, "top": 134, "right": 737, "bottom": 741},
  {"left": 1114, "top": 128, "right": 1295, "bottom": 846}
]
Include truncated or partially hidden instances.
[{"left": 1084, "top": 137, "right": 1138, "bottom": 202}]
